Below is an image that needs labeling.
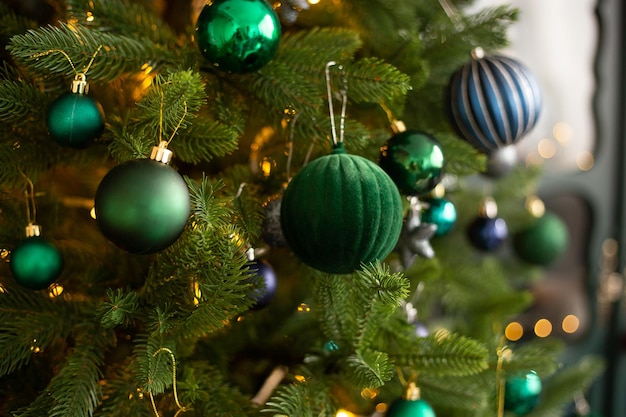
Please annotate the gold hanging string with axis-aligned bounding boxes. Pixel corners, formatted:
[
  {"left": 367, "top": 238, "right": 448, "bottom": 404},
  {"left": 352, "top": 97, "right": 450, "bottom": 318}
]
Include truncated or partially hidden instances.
[
  {"left": 166, "top": 102, "right": 188, "bottom": 146},
  {"left": 31, "top": 45, "right": 103, "bottom": 78},
  {"left": 157, "top": 84, "right": 188, "bottom": 146},
  {"left": 148, "top": 347, "right": 189, "bottom": 417},
  {"left": 495, "top": 340, "right": 508, "bottom": 417},
  {"left": 18, "top": 169, "right": 37, "bottom": 226}
]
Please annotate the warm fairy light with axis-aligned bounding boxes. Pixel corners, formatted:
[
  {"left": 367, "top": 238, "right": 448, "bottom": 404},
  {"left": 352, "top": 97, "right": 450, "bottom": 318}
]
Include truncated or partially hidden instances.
[
  {"left": 336, "top": 409, "right": 355, "bottom": 417},
  {"left": 48, "top": 283, "right": 64, "bottom": 298},
  {"left": 297, "top": 303, "right": 311, "bottom": 312},
  {"left": 30, "top": 339, "right": 41, "bottom": 353},
  {"left": 90, "top": 207, "right": 97, "bottom": 219},
  {"left": 260, "top": 157, "right": 275, "bottom": 177},
  {"left": 86, "top": 11, "right": 95, "bottom": 22},
  {"left": 0, "top": 284, "right": 6, "bottom": 294},
  {"left": 308, "top": 0, "right": 320, "bottom": 4},
  {"left": 361, "top": 387, "right": 379, "bottom": 399},
  {"left": 537, "top": 138, "right": 557, "bottom": 159},
  {"left": 505, "top": 321, "right": 524, "bottom": 342},
  {"left": 237, "top": 316, "right": 245, "bottom": 322},
  {"left": 576, "top": 151, "right": 594, "bottom": 171},
  {"left": 534, "top": 318, "right": 553, "bottom": 338},
  {"left": 140, "top": 63, "right": 154, "bottom": 74},
  {"left": 553, "top": 122, "right": 573, "bottom": 144},
  {"left": 562, "top": 314, "right": 580, "bottom": 334},
  {"left": 525, "top": 196, "right": 545, "bottom": 218},
  {"left": 294, "top": 374, "right": 306, "bottom": 383},
  {"left": 0, "top": 249, "right": 9, "bottom": 260},
  {"left": 376, "top": 403, "right": 388, "bottom": 413},
  {"left": 193, "top": 281, "right": 202, "bottom": 306}
]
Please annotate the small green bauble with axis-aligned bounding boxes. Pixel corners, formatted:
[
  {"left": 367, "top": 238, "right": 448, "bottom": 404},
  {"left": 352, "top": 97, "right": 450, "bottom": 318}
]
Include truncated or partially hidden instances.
[
  {"left": 504, "top": 371, "right": 542, "bottom": 416},
  {"left": 94, "top": 159, "right": 190, "bottom": 254},
  {"left": 386, "top": 398, "right": 436, "bottom": 417},
  {"left": 46, "top": 92, "right": 105, "bottom": 148},
  {"left": 196, "top": 0, "right": 281, "bottom": 73},
  {"left": 379, "top": 130, "right": 445, "bottom": 196},
  {"left": 281, "top": 144, "right": 403, "bottom": 274},
  {"left": 513, "top": 212, "right": 568, "bottom": 265},
  {"left": 421, "top": 198, "right": 457, "bottom": 236},
  {"left": 10, "top": 237, "right": 63, "bottom": 290}
]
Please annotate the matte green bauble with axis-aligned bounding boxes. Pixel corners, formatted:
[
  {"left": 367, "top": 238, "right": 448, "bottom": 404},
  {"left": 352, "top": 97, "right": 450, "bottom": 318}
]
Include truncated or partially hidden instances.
[
  {"left": 280, "top": 144, "right": 403, "bottom": 274},
  {"left": 513, "top": 212, "right": 568, "bottom": 265},
  {"left": 504, "top": 371, "right": 542, "bottom": 416},
  {"left": 379, "top": 130, "right": 445, "bottom": 196},
  {"left": 386, "top": 398, "right": 436, "bottom": 417},
  {"left": 95, "top": 159, "right": 190, "bottom": 254},
  {"left": 196, "top": 0, "right": 281, "bottom": 73},
  {"left": 46, "top": 92, "right": 105, "bottom": 148},
  {"left": 421, "top": 198, "right": 457, "bottom": 237},
  {"left": 10, "top": 237, "right": 63, "bottom": 290}
]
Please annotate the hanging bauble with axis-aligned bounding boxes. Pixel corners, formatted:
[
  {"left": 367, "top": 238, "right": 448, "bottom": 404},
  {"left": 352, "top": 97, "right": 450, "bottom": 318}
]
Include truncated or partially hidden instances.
[
  {"left": 467, "top": 198, "right": 508, "bottom": 251},
  {"left": 421, "top": 198, "right": 457, "bottom": 237},
  {"left": 10, "top": 225, "right": 63, "bottom": 290},
  {"left": 261, "top": 195, "right": 288, "bottom": 248},
  {"left": 513, "top": 212, "right": 568, "bottom": 265},
  {"left": 277, "top": 0, "right": 310, "bottom": 25},
  {"left": 46, "top": 75, "right": 105, "bottom": 148},
  {"left": 484, "top": 145, "right": 518, "bottom": 178},
  {"left": 387, "top": 383, "right": 436, "bottom": 417},
  {"left": 446, "top": 48, "right": 542, "bottom": 153},
  {"left": 379, "top": 130, "right": 445, "bottom": 196},
  {"left": 248, "top": 259, "right": 277, "bottom": 309},
  {"left": 94, "top": 142, "right": 190, "bottom": 254},
  {"left": 504, "top": 371, "right": 542, "bottom": 416},
  {"left": 281, "top": 143, "right": 403, "bottom": 274},
  {"left": 196, "top": 0, "right": 281, "bottom": 73}
]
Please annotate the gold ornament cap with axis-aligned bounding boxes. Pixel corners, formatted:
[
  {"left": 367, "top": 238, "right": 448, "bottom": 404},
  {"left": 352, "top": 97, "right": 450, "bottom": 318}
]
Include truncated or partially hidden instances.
[
  {"left": 150, "top": 141, "right": 174, "bottom": 165},
  {"left": 25, "top": 223, "right": 41, "bottom": 237},
  {"left": 71, "top": 74, "right": 89, "bottom": 94},
  {"left": 404, "top": 382, "right": 421, "bottom": 401}
]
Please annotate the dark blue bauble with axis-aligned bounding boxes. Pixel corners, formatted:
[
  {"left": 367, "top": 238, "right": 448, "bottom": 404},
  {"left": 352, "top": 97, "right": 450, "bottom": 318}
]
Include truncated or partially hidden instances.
[
  {"left": 467, "top": 216, "right": 508, "bottom": 251},
  {"left": 248, "top": 260, "right": 277, "bottom": 309},
  {"left": 504, "top": 371, "right": 542, "bottom": 416},
  {"left": 446, "top": 53, "right": 542, "bottom": 153},
  {"left": 422, "top": 198, "right": 457, "bottom": 237}
]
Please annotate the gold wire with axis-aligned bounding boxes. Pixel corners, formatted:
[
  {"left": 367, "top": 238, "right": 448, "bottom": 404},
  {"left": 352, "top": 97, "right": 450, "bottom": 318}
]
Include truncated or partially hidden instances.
[
  {"left": 166, "top": 102, "right": 188, "bottom": 146},
  {"left": 495, "top": 338, "right": 507, "bottom": 417},
  {"left": 30, "top": 45, "right": 103, "bottom": 77},
  {"left": 18, "top": 169, "right": 36, "bottom": 225},
  {"left": 148, "top": 347, "right": 189, "bottom": 417}
]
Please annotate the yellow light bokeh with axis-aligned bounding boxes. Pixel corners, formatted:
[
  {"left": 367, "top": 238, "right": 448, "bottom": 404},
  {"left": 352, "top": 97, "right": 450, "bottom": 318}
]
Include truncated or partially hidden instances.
[
  {"left": 534, "top": 318, "right": 553, "bottom": 338},
  {"left": 90, "top": 207, "right": 97, "bottom": 219},
  {"left": 297, "top": 303, "right": 311, "bottom": 312},
  {"left": 375, "top": 403, "right": 388, "bottom": 413},
  {"left": 294, "top": 374, "right": 307, "bottom": 383},
  {"left": 537, "top": 138, "right": 557, "bottom": 159},
  {"left": 553, "top": 122, "right": 573, "bottom": 144},
  {"left": 308, "top": 0, "right": 321, "bottom": 4},
  {"left": 562, "top": 314, "right": 580, "bottom": 334},
  {"left": 576, "top": 151, "right": 594, "bottom": 171},
  {"left": 505, "top": 321, "right": 524, "bottom": 342},
  {"left": 336, "top": 410, "right": 355, "bottom": 417},
  {"left": 49, "top": 283, "right": 64, "bottom": 298}
]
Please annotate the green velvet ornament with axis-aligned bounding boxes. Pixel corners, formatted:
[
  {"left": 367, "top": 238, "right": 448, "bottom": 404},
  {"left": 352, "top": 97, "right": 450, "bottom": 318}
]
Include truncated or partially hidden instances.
[
  {"left": 10, "top": 236, "right": 63, "bottom": 290},
  {"left": 379, "top": 130, "right": 445, "bottom": 196},
  {"left": 386, "top": 398, "right": 436, "bottom": 417},
  {"left": 513, "top": 212, "right": 568, "bottom": 265},
  {"left": 504, "top": 371, "right": 542, "bottom": 416},
  {"left": 95, "top": 159, "right": 190, "bottom": 254},
  {"left": 46, "top": 92, "right": 105, "bottom": 148},
  {"left": 280, "top": 144, "right": 403, "bottom": 274},
  {"left": 196, "top": 0, "right": 281, "bottom": 73}
]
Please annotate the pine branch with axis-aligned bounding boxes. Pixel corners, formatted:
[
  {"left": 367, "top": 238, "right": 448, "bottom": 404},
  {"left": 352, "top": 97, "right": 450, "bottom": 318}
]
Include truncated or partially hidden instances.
[
  {"left": 263, "top": 378, "right": 336, "bottom": 417},
  {"left": 170, "top": 119, "right": 240, "bottom": 164},
  {"left": 97, "top": 288, "right": 140, "bottom": 329},
  {"left": 344, "top": 57, "right": 412, "bottom": 106},
  {"left": 502, "top": 339, "right": 564, "bottom": 378},
  {"left": 345, "top": 348, "right": 394, "bottom": 388},
  {"left": 0, "top": 4, "right": 38, "bottom": 38},
  {"left": 0, "top": 80, "right": 49, "bottom": 124}
]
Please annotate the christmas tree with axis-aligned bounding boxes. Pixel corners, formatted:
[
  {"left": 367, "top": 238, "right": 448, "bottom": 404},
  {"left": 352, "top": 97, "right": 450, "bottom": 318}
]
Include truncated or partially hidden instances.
[{"left": 0, "top": 1, "right": 604, "bottom": 416}]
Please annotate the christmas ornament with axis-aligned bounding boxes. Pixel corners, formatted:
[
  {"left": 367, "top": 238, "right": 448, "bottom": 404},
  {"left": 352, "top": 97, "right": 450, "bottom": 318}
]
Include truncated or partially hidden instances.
[
  {"left": 94, "top": 142, "right": 190, "bottom": 254},
  {"left": 261, "top": 195, "right": 288, "bottom": 248},
  {"left": 277, "top": 0, "right": 310, "bottom": 25},
  {"left": 248, "top": 259, "right": 277, "bottom": 309},
  {"left": 504, "top": 371, "right": 542, "bottom": 416},
  {"left": 387, "top": 383, "right": 436, "bottom": 417},
  {"left": 379, "top": 130, "right": 445, "bottom": 196},
  {"left": 421, "top": 198, "right": 457, "bottom": 237},
  {"left": 446, "top": 48, "right": 542, "bottom": 153},
  {"left": 467, "top": 198, "right": 508, "bottom": 251},
  {"left": 46, "top": 74, "right": 105, "bottom": 148},
  {"left": 485, "top": 145, "right": 518, "bottom": 178},
  {"left": 196, "top": 0, "right": 281, "bottom": 73},
  {"left": 394, "top": 197, "right": 437, "bottom": 270},
  {"left": 10, "top": 224, "right": 63, "bottom": 290},
  {"left": 513, "top": 212, "right": 568, "bottom": 265}
]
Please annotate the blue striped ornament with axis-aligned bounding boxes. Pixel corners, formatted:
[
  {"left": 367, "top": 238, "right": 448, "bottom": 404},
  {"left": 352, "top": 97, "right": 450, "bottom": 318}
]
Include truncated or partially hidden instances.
[{"left": 446, "top": 52, "right": 542, "bottom": 153}]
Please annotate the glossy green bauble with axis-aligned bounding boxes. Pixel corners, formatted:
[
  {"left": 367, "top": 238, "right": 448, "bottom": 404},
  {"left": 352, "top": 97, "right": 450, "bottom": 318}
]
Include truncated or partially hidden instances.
[
  {"left": 196, "top": 0, "right": 281, "bottom": 73},
  {"left": 386, "top": 398, "right": 436, "bottom": 417},
  {"left": 46, "top": 92, "right": 105, "bottom": 148},
  {"left": 10, "top": 237, "right": 63, "bottom": 290},
  {"left": 513, "top": 212, "right": 568, "bottom": 265},
  {"left": 95, "top": 159, "right": 190, "bottom": 254},
  {"left": 504, "top": 371, "right": 542, "bottom": 416},
  {"left": 421, "top": 198, "right": 457, "bottom": 236},
  {"left": 379, "top": 130, "right": 445, "bottom": 196},
  {"left": 281, "top": 144, "right": 403, "bottom": 274}
]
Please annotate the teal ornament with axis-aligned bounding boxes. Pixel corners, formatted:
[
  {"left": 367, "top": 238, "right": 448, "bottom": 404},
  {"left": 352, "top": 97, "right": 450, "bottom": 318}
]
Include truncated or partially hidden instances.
[
  {"left": 196, "top": 0, "right": 281, "bottom": 73},
  {"left": 422, "top": 198, "right": 457, "bottom": 237},
  {"left": 379, "top": 130, "right": 445, "bottom": 196},
  {"left": 281, "top": 144, "right": 403, "bottom": 274},
  {"left": 513, "top": 212, "right": 568, "bottom": 265},
  {"left": 95, "top": 159, "right": 190, "bottom": 254},
  {"left": 387, "top": 399, "right": 436, "bottom": 417},
  {"left": 504, "top": 371, "right": 542, "bottom": 416},
  {"left": 10, "top": 237, "right": 63, "bottom": 290}
]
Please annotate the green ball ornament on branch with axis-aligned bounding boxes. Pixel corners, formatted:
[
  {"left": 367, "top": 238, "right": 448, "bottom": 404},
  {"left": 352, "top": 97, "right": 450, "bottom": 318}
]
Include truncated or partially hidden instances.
[
  {"left": 504, "top": 371, "right": 542, "bottom": 416},
  {"left": 386, "top": 383, "right": 436, "bottom": 417},
  {"left": 513, "top": 211, "right": 568, "bottom": 266},
  {"left": 10, "top": 224, "right": 63, "bottom": 290}
]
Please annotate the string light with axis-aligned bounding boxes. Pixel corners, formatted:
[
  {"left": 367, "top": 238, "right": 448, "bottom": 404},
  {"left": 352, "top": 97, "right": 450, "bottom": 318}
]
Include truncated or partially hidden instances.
[
  {"left": 504, "top": 322, "right": 524, "bottom": 342},
  {"left": 48, "top": 283, "right": 64, "bottom": 298},
  {"left": 562, "top": 315, "right": 580, "bottom": 334},
  {"left": 534, "top": 318, "right": 552, "bottom": 338}
]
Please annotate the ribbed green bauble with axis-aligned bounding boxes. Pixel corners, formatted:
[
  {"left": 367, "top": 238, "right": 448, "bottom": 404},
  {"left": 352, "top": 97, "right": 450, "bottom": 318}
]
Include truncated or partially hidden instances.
[
  {"left": 196, "top": 0, "right": 281, "bottom": 73},
  {"left": 46, "top": 92, "right": 105, "bottom": 148},
  {"left": 386, "top": 398, "right": 436, "bottom": 417},
  {"left": 10, "top": 237, "right": 63, "bottom": 290},
  {"left": 280, "top": 144, "right": 403, "bottom": 274},
  {"left": 94, "top": 159, "right": 190, "bottom": 254},
  {"left": 513, "top": 212, "right": 568, "bottom": 265}
]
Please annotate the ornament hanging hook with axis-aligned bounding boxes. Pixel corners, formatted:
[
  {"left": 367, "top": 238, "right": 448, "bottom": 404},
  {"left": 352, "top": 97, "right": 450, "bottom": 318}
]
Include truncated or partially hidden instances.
[{"left": 325, "top": 61, "right": 348, "bottom": 147}]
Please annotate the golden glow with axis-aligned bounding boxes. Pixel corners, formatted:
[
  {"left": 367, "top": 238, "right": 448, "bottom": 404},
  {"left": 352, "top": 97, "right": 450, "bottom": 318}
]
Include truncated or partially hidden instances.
[
  {"left": 537, "top": 138, "right": 557, "bottom": 159},
  {"left": 525, "top": 196, "right": 545, "bottom": 218},
  {"left": 553, "top": 122, "right": 573, "bottom": 144},
  {"left": 90, "top": 207, "right": 97, "bottom": 219},
  {"left": 294, "top": 374, "right": 307, "bottom": 383},
  {"left": 86, "top": 11, "right": 95, "bottom": 22},
  {"left": 576, "top": 151, "right": 594, "bottom": 171},
  {"left": 534, "top": 318, "right": 553, "bottom": 338},
  {"left": 237, "top": 316, "right": 245, "bottom": 322},
  {"left": 308, "top": 0, "right": 321, "bottom": 4},
  {"left": 434, "top": 328, "right": 450, "bottom": 340},
  {"left": 562, "top": 315, "right": 580, "bottom": 334},
  {"left": 260, "top": 157, "right": 275, "bottom": 177},
  {"left": 297, "top": 303, "right": 311, "bottom": 312},
  {"left": 140, "top": 63, "right": 154, "bottom": 74},
  {"left": 0, "top": 284, "right": 6, "bottom": 294},
  {"left": 48, "top": 283, "right": 64, "bottom": 298},
  {"left": 361, "top": 387, "right": 379, "bottom": 399},
  {"left": 375, "top": 403, "right": 388, "bottom": 413},
  {"left": 336, "top": 410, "right": 355, "bottom": 417},
  {"left": 505, "top": 321, "right": 524, "bottom": 342},
  {"left": 193, "top": 281, "right": 202, "bottom": 306}
]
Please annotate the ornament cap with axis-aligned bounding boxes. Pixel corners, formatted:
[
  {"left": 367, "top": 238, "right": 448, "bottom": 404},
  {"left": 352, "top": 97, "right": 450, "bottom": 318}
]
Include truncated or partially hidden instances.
[
  {"left": 25, "top": 223, "right": 41, "bottom": 238},
  {"left": 150, "top": 141, "right": 174, "bottom": 164},
  {"left": 479, "top": 197, "right": 498, "bottom": 218},
  {"left": 71, "top": 74, "right": 89, "bottom": 94},
  {"left": 471, "top": 47, "right": 485, "bottom": 60},
  {"left": 404, "top": 382, "right": 421, "bottom": 401}
]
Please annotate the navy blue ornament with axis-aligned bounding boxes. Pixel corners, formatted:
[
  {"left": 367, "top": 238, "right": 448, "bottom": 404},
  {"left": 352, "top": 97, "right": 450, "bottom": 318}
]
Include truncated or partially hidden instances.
[
  {"left": 446, "top": 48, "right": 542, "bottom": 153},
  {"left": 467, "top": 216, "right": 508, "bottom": 251},
  {"left": 248, "top": 260, "right": 277, "bottom": 309}
]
